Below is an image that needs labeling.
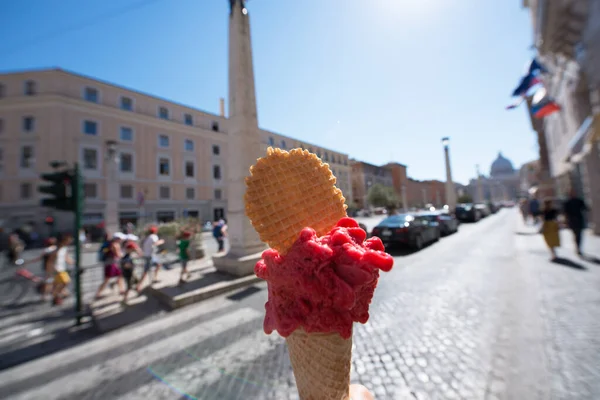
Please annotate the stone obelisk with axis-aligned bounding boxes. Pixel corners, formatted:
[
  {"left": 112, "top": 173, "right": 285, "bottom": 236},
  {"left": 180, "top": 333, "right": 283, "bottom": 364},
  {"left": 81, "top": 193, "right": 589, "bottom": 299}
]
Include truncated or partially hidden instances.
[{"left": 213, "top": 0, "right": 266, "bottom": 275}]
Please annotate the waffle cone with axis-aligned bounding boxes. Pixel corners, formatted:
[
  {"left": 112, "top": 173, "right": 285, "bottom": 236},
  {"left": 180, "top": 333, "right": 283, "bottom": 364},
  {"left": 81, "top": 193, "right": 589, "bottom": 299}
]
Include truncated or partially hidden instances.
[
  {"left": 244, "top": 147, "right": 352, "bottom": 399},
  {"left": 244, "top": 147, "right": 347, "bottom": 254},
  {"left": 286, "top": 329, "right": 352, "bottom": 400}
]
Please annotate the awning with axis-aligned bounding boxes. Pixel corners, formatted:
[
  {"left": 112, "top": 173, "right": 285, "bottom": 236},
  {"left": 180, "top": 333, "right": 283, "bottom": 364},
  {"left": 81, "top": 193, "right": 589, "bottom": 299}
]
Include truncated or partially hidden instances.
[{"left": 566, "top": 116, "right": 594, "bottom": 163}]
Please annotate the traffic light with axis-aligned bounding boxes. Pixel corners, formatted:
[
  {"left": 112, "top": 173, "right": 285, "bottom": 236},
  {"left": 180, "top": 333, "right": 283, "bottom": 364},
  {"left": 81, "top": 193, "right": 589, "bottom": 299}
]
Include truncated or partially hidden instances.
[{"left": 38, "top": 170, "right": 74, "bottom": 211}]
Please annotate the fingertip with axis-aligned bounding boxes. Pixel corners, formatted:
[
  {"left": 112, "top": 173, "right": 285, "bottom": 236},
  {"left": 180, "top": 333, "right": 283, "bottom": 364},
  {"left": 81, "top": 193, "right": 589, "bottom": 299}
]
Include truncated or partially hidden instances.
[{"left": 349, "top": 383, "right": 374, "bottom": 400}]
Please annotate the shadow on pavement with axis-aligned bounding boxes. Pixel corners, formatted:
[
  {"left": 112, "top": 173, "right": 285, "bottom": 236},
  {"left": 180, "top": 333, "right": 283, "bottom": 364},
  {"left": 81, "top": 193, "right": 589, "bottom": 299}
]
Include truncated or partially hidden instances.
[
  {"left": 226, "top": 285, "right": 263, "bottom": 302},
  {"left": 582, "top": 254, "right": 600, "bottom": 265},
  {"left": 0, "top": 308, "right": 98, "bottom": 372},
  {"left": 385, "top": 246, "right": 417, "bottom": 257},
  {"left": 552, "top": 257, "right": 587, "bottom": 270},
  {"left": 515, "top": 231, "right": 539, "bottom": 236}
]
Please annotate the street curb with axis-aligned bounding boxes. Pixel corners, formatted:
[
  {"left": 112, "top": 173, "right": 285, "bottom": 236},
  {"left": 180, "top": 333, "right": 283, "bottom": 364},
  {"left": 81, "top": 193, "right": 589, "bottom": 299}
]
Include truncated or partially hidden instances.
[{"left": 149, "top": 274, "right": 262, "bottom": 310}]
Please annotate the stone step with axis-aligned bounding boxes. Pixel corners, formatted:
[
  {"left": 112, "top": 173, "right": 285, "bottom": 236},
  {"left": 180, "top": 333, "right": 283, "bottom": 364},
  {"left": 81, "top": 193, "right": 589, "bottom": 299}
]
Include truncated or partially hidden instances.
[{"left": 90, "top": 257, "right": 260, "bottom": 332}]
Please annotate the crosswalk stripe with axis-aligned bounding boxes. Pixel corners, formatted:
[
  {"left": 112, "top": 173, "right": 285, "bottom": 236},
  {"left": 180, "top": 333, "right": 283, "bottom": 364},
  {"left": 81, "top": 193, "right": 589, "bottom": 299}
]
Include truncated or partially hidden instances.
[
  {"left": 113, "top": 330, "right": 286, "bottom": 400},
  {"left": 7, "top": 307, "right": 262, "bottom": 400},
  {"left": 0, "top": 296, "right": 236, "bottom": 384}
]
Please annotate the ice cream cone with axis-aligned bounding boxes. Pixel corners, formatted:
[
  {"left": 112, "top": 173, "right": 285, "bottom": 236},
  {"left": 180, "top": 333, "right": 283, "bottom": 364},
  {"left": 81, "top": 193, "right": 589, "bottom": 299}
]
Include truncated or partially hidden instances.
[
  {"left": 245, "top": 148, "right": 392, "bottom": 400},
  {"left": 286, "top": 329, "right": 352, "bottom": 400}
]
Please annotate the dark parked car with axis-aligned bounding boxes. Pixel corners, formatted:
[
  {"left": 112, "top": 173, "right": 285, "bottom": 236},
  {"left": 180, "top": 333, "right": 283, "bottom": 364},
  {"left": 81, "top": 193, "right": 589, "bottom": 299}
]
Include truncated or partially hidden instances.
[
  {"left": 419, "top": 211, "right": 459, "bottom": 236},
  {"left": 455, "top": 203, "right": 481, "bottom": 222},
  {"left": 371, "top": 214, "right": 440, "bottom": 250}
]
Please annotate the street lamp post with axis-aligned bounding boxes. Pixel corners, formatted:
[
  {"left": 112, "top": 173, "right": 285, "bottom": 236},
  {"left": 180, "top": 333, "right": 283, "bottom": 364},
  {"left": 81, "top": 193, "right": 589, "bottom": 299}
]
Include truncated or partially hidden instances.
[
  {"left": 105, "top": 140, "right": 120, "bottom": 235},
  {"left": 441, "top": 137, "right": 457, "bottom": 212},
  {"left": 476, "top": 164, "right": 484, "bottom": 203}
]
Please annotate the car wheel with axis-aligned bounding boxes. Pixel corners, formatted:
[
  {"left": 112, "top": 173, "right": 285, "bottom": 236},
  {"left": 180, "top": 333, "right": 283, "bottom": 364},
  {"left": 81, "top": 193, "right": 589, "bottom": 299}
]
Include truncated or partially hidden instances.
[
  {"left": 434, "top": 230, "right": 440, "bottom": 242},
  {"left": 414, "top": 235, "right": 423, "bottom": 250}
]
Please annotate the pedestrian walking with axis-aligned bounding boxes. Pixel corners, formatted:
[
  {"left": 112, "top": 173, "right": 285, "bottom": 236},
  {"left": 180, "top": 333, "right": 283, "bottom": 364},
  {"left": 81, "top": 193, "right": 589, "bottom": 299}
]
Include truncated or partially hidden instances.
[
  {"left": 137, "top": 226, "right": 164, "bottom": 291},
  {"left": 178, "top": 231, "right": 192, "bottom": 284},
  {"left": 51, "top": 233, "right": 74, "bottom": 306},
  {"left": 519, "top": 198, "right": 529, "bottom": 224},
  {"left": 6, "top": 233, "right": 24, "bottom": 266},
  {"left": 529, "top": 196, "right": 541, "bottom": 225},
  {"left": 120, "top": 241, "right": 141, "bottom": 305},
  {"left": 563, "top": 188, "right": 588, "bottom": 256},
  {"left": 23, "top": 237, "right": 57, "bottom": 300},
  {"left": 94, "top": 235, "right": 124, "bottom": 299},
  {"left": 541, "top": 199, "right": 560, "bottom": 260},
  {"left": 213, "top": 219, "right": 227, "bottom": 253}
]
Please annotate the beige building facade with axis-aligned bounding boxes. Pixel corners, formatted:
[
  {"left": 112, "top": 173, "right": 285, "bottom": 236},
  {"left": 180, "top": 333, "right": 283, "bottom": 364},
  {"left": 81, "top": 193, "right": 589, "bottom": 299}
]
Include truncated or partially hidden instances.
[
  {"left": 0, "top": 68, "right": 351, "bottom": 231},
  {"left": 523, "top": 0, "right": 600, "bottom": 234}
]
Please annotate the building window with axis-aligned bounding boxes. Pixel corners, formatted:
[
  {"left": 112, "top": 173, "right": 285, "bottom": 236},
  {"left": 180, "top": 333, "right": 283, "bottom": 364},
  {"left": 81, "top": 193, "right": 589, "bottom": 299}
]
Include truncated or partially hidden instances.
[
  {"left": 158, "top": 134, "right": 169, "bottom": 148},
  {"left": 317, "top": 149, "right": 322, "bottom": 158},
  {"left": 186, "top": 187, "right": 195, "bottom": 200},
  {"left": 83, "top": 148, "right": 98, "bottom": 170},
  {"left": 0, "top": 118, "right": 3, "bottom": 134},
  {"left": 184, "top": 113, "right": 193, "bottom": 126},
  {"left": 159, "top": 186, "right": 170, "bottom": 199},
  {"left": 184, "top": 139, "right": 194, "bottom": 152},
  {"left": 214, "top": 189, "right": 222, "bottom": 200},
  {"left": 120, "top": 152, "right": 133, "bottom": 173},
  {"left": 0, "top": 148, "right": 4, "bottom": 172},
  {"left": 213, "top": 165, "right": 221, "bottom": 180},
  {"left": 281, "top": 140, "right": 286, "bottom": 149},
  {"left": 119, "top": 126, "right": 133, "bottom": 142},
  {"left": 20, "top": 183, "right": 32, "bottom": 199},
  {"left": 324, "top": 152, "right": 329, "bottom": 162},
  {"left": 0, "top": 83, "right": 5, "bottom": 98},
  {"left": 185, "top": 161, "right": 195, "bottom": 178},
  {"left": 344, "top": 158, "right": 348, "bottom": 166},
  {"left": 84, "top": 87, "right": 99, "bottom": 103},
  {"left": 212, "top": 145, "right": 220, "bottom": 155},
  {"left": 120, "top": 185, "right": 133, "bottom": 199},
  {"left": 20, "top": 146, "right": 34, "bottom": 168},
  {"left": 158, "top": 157, "right": 170, "bottom": 176},
  {"left": 120, "top": 96, "right": 133, "bottom": 111},
  {"left": 158, "top": 106, "right": 169, "bottom": 120},
  {"left": 83, "top": 120, "right": 98, "bottom": 136},
  {"left": 23, "top": 116, "right": 35, "bottom": 132},
  {"left": 24, "top": 80, "right": 36, "bottom": 96},
  {"left": 268, "top": 137, "right": 275, "bottom": 146},
  {"left": 83, "top": 183, "right": 97, "bottom": 198},
  {"left": 212, "top": 121, "right": 219, "bottom": 132}
]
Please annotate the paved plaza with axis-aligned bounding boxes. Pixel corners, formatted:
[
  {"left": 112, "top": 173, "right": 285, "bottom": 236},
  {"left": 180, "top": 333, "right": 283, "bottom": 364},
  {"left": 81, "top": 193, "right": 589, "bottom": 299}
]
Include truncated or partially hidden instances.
[{"left": 1, "top": 209, "right": 599, "bottom": 399}]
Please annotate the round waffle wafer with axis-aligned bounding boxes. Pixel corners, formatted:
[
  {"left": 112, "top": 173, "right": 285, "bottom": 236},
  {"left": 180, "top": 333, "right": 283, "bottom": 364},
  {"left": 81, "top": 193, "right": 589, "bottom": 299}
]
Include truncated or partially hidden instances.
[{"left": 244, "top": 147, "right": 347, "bottom": 254}]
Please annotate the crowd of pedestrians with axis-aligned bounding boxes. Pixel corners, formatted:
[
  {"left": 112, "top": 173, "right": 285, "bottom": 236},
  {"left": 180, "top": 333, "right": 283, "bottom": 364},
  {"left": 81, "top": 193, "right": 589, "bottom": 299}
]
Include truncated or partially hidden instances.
[
  {"left": 2, "top": 217, "right": 229, "bottom": 307},
  {"left": 520, "top": 189, "right": 590, "bottom": 260}
]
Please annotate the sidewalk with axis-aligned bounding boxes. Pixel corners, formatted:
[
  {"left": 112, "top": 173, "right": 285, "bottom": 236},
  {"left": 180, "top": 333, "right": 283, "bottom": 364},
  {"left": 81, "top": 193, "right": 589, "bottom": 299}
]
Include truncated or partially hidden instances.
[{"left": 513, "top": 215, "right": 600, "bottom": 399}]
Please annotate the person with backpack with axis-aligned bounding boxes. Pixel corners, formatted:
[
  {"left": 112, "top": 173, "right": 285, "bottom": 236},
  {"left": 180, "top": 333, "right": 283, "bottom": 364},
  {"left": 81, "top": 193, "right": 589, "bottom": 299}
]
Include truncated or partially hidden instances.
[
  {"left": 178, "top": 231, "right": 192, "bottom": 284},
  {"left": 212, "top": 219, "right": 227, "bottom": 253},
  {"left": 136, "top": 226, "right": 164, "bottom": 292},
  {"left": 94, "top": 235, "right": 124, "bottom": 300},
  {"left": 121, "top": 241, "right": 141, "bottom": 305}
]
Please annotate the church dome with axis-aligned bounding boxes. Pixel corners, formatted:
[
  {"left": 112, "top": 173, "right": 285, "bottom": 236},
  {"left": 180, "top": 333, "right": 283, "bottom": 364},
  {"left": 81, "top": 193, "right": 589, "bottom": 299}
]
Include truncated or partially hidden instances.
[{"left": 490, "top": 152, "right": 515, "bottom": 177}]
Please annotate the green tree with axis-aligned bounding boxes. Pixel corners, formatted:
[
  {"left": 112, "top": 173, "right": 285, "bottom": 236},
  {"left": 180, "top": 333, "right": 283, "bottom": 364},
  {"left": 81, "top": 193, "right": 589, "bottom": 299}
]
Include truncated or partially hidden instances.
[
  {"left": 457, "top": 194, "right": 473, "bottom": 204},
  {"left": 367, "top": 184, "right": 398, "bottom": 210}
]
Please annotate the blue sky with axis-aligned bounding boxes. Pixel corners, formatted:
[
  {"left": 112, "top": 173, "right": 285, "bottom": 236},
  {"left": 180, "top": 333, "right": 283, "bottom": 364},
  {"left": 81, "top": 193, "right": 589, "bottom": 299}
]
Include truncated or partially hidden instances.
[{"left": 1, "top": 0, "right": 537, "bottom": 184}]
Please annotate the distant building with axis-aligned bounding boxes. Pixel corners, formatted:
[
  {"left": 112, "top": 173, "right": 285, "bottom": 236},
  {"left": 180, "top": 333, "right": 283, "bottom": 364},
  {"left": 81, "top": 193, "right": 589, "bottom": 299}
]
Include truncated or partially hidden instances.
[
  {"left": 519, "top": 160, "right": 540, "bottom": 196},
  {"left": 0, "top": 68, "right": 351, "bottom": 232},
  {"left": 350, "top": 160, "right": 394, "bottom": 209},
  {"left": 468, "top": 152, "right": 521, "bottom": 203}
]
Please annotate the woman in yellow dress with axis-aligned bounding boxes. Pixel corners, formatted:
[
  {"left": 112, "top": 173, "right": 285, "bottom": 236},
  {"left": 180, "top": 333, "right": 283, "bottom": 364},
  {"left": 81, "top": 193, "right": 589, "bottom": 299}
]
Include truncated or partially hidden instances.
[{"left": 541, "top": 199, "right": 560, "bottom": 260}]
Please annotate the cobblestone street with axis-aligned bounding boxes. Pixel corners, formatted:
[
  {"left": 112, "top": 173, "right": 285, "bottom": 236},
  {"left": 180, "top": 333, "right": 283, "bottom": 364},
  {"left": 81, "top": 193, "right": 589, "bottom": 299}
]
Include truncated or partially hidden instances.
[{"left": 1, "top": 209, "right": 599, "bottom": 399}]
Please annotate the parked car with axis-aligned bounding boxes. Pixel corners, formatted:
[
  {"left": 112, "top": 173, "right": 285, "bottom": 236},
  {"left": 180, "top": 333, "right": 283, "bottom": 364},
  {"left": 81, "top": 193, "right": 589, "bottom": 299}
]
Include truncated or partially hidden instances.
[
  {"left": 419, "top": 211, "right": 459, "bottom": 236},
  {"left": 371, "top": 214, "right": 440, "bottom": 250},
  {"left": 455, "top": 203, "right": 481, "bottom": 222},
  {"left": 475, "top": 203, "right": 491, "bottom": 218}
]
